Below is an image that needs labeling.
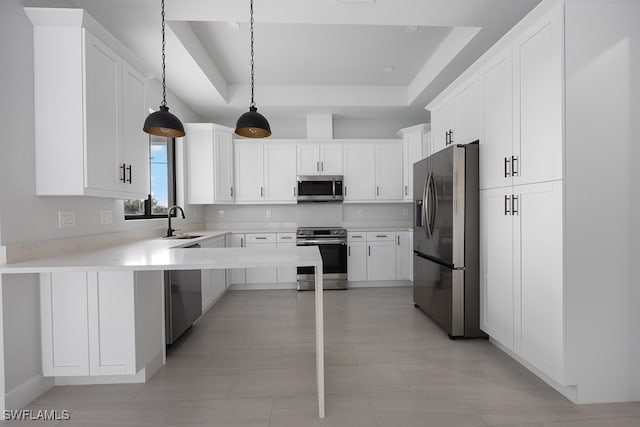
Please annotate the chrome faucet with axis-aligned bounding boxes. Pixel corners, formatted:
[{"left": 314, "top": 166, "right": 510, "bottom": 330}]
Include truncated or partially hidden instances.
[{"left": 166, "top": 205, "right": 186, "bottom": 237}]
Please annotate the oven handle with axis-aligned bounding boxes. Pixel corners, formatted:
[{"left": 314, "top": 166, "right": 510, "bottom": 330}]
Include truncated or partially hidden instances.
[{"left": 297, "top": 240, "right": 347, "bottom": 245}]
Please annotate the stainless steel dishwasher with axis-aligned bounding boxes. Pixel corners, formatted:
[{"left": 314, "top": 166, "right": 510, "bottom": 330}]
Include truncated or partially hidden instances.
[{"left": 165, "top": 243, "right": 202, "bottom": 345}]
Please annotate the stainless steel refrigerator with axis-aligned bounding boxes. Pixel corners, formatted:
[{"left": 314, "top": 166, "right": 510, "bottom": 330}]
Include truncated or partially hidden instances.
[{"left": 413, "top": 142, "right": 483, "bottom": 338}]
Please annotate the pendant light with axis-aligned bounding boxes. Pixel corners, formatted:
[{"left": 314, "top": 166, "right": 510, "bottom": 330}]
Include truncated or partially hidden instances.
[
  {"left": 143, "top": 0, "right": 185, "bottom": 138},
  {"left": 235, "top": 0, "right": 271, "bottom": 138}
]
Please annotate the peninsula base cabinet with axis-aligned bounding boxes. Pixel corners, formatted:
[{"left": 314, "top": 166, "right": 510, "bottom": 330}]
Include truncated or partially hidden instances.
[
  {"left": 201, "top": 235, "right": 227, "bottom": 312},
  {"left": 40, "top": 271, "right": 163, "bottom": 377}
]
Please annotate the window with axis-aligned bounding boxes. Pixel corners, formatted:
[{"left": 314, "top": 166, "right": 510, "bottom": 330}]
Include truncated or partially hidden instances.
[{"left": 125, "top": 136, "right": 176, "bottom": 220}]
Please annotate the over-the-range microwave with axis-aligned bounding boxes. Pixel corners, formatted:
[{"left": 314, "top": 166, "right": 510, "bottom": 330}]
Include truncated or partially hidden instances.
[{"left": 296, "top": 175, "right": 344, "bottom": 202}]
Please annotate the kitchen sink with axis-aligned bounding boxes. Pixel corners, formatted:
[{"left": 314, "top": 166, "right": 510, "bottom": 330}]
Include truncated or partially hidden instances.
[{"left": 163, "top": 234, "right": 203, "bottom": 240}]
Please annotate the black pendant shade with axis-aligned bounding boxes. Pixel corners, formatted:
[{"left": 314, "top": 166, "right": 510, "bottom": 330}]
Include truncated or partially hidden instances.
[
  {"left": 143, "top": 0, "right": 185, "bottom": 138},
  {"left": 235, "top": 0, "right": 271, "bottom": 138},
  {"left": 143, "top": 105, "right": 185, "bottom": 138},
  {"left": 235, "top": 106, "right": 271, "bottom": 138}
]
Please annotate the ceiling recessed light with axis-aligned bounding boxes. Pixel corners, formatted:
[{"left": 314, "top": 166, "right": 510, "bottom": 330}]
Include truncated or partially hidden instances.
[
  {"left": 228, "top": 21, "right": 240, "bottom": 30},
  {"left": 383, "top": 66, "right": 394, "bottom": 73}
]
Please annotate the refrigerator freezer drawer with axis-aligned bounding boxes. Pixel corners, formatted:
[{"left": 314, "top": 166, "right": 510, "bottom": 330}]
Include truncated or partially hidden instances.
[{"left": 413, "top": 253, "right": 484, "bottom": 338}]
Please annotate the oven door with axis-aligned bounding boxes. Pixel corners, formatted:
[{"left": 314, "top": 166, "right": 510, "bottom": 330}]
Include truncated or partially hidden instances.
[{"left": 296, "top": 240, "right": 348, "bottom": 289}]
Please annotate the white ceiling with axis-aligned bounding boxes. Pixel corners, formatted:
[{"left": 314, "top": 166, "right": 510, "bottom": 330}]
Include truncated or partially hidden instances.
[{"left": 59, "top": 0, "right": 542, "bottom": 124}]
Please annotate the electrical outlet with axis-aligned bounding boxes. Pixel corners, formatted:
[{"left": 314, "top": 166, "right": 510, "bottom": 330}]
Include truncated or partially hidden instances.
[
  {"left": 218, "top": 210, "right": 225, "bottom": 218},
  {"left": 99, "top": 210, "right": 113, "bottom": 225},
  {"left": 58, "top": 211, "right": 76, "bottom": 228},
  {"left": 265, "top": 209, "right": 271, "bottom": 218}
]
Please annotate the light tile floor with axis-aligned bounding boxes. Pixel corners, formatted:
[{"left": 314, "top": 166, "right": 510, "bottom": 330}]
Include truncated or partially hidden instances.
[{"left": 14, "top": 287, "right": 640, "bottom": 426}]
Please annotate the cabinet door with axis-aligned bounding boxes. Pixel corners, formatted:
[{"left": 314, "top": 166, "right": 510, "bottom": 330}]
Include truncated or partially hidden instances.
[
  {"left": 343, "top": 144, "right": 375, "bottom": 201},
  {"left": 88, "top": 272, "right": 136, "bottom": 375},
  {"left": 40, "top": 272, "right": 90, "bottom": 376},
  {"left": 395, "top": 231, "right": 412, "bottom": 280},
  {"left": 514, "top": 181, "right": 563, "bottom": 381},
  {"left": 513, "top": 8, "right": 563, "bottom": 186},
  {"left": 367, "top": 241, "right": 396, "bottom": 280},
  {"left": 85, "top": 31, "right": 120, "bottom": 193},
  {"left": 245, "top": 241, "right": 278, "bottom": 284},
  {"left": 451, "top": 78, "right": 480, "bottom": 146},
  {"left": 479, "top": 188, "right": 515, "bottom": 349},
  {"left": 297, "top": 144, "right": 320, "bottom": 175},
  {"left": 375, "top": 143, "right": 403, "bottom": 200},
  {"left": 201, "top": 237, "right": 227, "bottom": 310},
  {"left": 226, "top": 233, "right": 246, "bottom": 285},
  {"left": 480, "top": 49, "right": 514, "bottom": 190},
  {"left": 402, "top": 131, "right": 423, "bottom": 200},
  {"left": 277, "top": 239, "right": 298, "bottom": 283},
  {"left": 235, "top": 144, "right": 264, "bottom": 202},
  {"left": 120, "top": 61, "right": 148, "bottom": 197},
  {"left": 185, "top": 124, "right": 214, "bottom": 204},
  {"left": 265, "top": 144, "right": 297, "bottom": 202},
  {"left": 214, "top": 129, "right": 234, "bottom": 203},
  {"left": 320, "top": 144, "right": 343, "bottom": 175},
  {"left": 430, "top": 101, "right": 452, "bottom": 155},
  {"left": 347, "top": 241, "right": 367, "bottom": 282}
]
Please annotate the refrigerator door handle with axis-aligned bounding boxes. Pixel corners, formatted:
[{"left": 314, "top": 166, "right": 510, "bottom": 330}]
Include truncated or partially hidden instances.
[
  {"left": 423, "top": 173, "right": 432, "bottom": 238},
  {"left": 430, "top": 173, "right": 438, "bottom": 237}
]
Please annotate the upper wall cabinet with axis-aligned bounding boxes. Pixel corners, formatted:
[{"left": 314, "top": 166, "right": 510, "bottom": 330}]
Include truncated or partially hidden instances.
[
  {"left": 343, "top": 141, "right": 403, "bottom": 202},
  {"left": 429, "top": 77, "right": 480, "bottom": 155},
  {"left": 398, "top": 124, "right": 428, "bottom": 201},
  {"left": 234, "top": 142, "right": 297, "bottom": 204},
  {"left": 26, "top": 8, "right": 149, "bottom": 199},
  {"left": 297, "top": 142, "right": 343, "bottom": 175},
  {"left": 184, "top": 123, "right": 234, "bottom": 204}
]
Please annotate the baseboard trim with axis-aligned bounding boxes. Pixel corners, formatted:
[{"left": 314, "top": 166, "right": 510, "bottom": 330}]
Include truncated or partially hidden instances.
[{"left": 0, "top": 374, "right": 53, "bottom": 411}]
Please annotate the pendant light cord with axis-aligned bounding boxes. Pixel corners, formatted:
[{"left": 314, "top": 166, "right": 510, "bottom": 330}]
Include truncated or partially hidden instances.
[
  {"left": 161, "top": 0, "right": 167, "bottom": 108},
  {"left": 250, "top": 0, "right": 255, "bottom": 108}
]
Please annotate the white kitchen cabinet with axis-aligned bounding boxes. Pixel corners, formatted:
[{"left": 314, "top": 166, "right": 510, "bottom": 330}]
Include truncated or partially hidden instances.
[
  {"left": 235, "top": 142, "right": 297, "bottom": 204},
  {"left": 226, "top": 233, "right": 246, "bottom": 286},
  {"left": 480, "top": 187, "right": 515, "bottom": 350},
  {"left": 366, "top": 232, "right": 397, "bottom": 281},
  {"left": 26, "top": 9, "right": 148, "bottom": 199},
  {"left": 375, "top": 143, "right": 403, "bottom": 201},
  {"left": 428, "top": 77, "right": 480, "bottom": 155},
  {"left": 200, "top": 236, "right": 227, "bottom": 312},
  {"left": 479, "top": 181, "right": 563, "bottom": 382},
  {"left": 347, "top": 241, "right": 367, "bottom": 282},
  {"left": 343, "top": 141, "right": 403, "bottom": 202},
  {"left": 395, "top": 231, "right": 412, "bottom": 280},
  {"left": 234, "top": 144, "right": 265, "bottom": 202},
  {"left": 276, "top": 233, "right": 297, "bottom": 283},
  {"left": 478, "top": 48, "right": 514, "bottom": 190},
  {"left": 185, "top": 123, "right": 234, "bottom": 204},
  {"left": 343, "top": 144, "right": 376, "bottom": 201},
  {"left": 40, "top": 270, "right": 163, "bottom": 377},
  {"left": 399, "top": 125, "right": 428, "bottom": 200},
  {"left": 297, "top": 143, "right": 343, "bottom": 175},
  {"left": 244, "top": 233, "right": 278, "bottom": 284},
  {"left": 265, "top": 144, "right": 297, "bottom": 202}
]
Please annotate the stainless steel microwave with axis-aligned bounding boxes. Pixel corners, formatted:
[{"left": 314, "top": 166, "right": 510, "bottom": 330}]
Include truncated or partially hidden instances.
[{"left": 296, "top": 175, "right": 344, "bottom": 202}]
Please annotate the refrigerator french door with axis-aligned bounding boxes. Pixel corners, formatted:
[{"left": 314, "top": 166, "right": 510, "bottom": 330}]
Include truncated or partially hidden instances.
[{"left": 412, "top": 142, "right": 483, "bottom": 338}]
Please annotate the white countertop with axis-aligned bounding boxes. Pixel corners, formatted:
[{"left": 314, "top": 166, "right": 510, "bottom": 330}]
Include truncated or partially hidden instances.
[{"left": 0, "top": 230, "right": 321, "bottom": 274}]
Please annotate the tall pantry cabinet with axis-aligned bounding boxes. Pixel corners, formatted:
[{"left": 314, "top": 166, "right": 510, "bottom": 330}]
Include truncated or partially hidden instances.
[{"left": 431, "top": 0, "right": 640, "bottom": 404}]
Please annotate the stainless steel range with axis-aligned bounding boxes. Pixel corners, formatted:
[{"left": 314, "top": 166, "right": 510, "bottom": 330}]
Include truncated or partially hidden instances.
[{"left": 296, "top": 227, "right": 348, "bottom": 290}]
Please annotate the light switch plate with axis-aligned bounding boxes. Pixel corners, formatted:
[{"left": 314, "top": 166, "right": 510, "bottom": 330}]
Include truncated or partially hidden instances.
[
  {"left": 58, "top": 211, "right": 76, "bottom": 228},
  {"left": 99, "top": 210, "right": 113, "bottom": 225}
]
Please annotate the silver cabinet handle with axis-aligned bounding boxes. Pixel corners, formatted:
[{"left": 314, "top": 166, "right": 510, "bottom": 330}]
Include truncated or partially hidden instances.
[
  {"left": 376, "top": 186, "right": 380, "bottom": 196},
  {"left": 504, "top": 195, "right": 511, "bottom": 216},
  {"left": 344, "top": 186, "right": 347, "bottom": 197},
  {"left": 126, "top": 164, "right": 132, "bottom": 183},
  {"left": 230, "top": 187, "right": 234, "bottom": 197},
  {"left": 317, "top": 161, "right": 320, "bottom": 172},
  {"left": 260, "top": 187, "right": 264, "bottom": 197},
  {"left": 368, "top": 246, "right": 371, "bottom": 256},
  {"left": 404, "top": 185, "right": 408, "bottom": 196},
  {"left": 397, "top": 235, "right": 400, "bottom": 246},
  {"left": 512, "top": 156, "right": 519, "bottom": 176},
  {"left": 504, "top": 157, "right": 511, "bottom": 177},
  {"left": 120, "top": 163, "right": 126, "bottom": 183},
  {"left": 240, "top": 237, "right": 244, "bottom": 247},
  {"left": 348, "top": 246, "right": 351, "bottom": 256},
  {"left": 321, "top": 161, "right": 324, "bottom": 172},
  {"left": 376, "top": 235, "right": 387, "bottom": 238},
  {"left": 512, "top": 195, "right": 519, "bottom": 215},
  {"left": 294, "top": 186, "right": 296, "bottom": 197},
  {"left": 280, "top": 236, "right": 292, "bottom": 240},
  {"left": 255, "top": 237, "right": 267, "bottom": 240}
]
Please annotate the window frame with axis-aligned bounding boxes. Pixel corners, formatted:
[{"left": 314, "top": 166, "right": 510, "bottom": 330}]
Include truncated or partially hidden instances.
[{"left": 124, "top": 136, "right": 177, "bottom": 221}]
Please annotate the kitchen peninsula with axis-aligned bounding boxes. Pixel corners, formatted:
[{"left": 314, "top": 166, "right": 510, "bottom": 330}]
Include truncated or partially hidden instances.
[{"left": 0, "top": 235, "right": 326, "bottom": 418}]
